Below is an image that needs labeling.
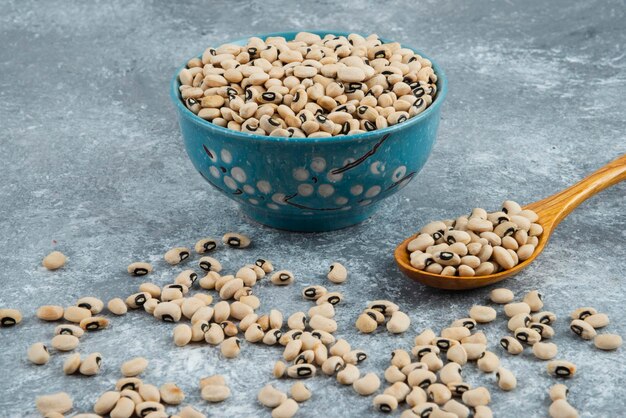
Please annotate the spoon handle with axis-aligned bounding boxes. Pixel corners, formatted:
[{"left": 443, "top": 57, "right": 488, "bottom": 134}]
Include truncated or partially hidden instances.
[{"left": 526, "top": 154, "right": 626, "bottom": 227}]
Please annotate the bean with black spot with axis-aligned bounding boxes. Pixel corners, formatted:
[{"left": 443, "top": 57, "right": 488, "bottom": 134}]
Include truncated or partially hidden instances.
[{"left": 164, "top": 247, "right": 191, "bottom": 265}]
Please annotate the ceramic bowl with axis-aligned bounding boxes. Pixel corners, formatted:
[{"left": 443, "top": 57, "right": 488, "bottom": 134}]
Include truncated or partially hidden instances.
[{"left": 171, "top": 30, "right": 447, "bottom": 231}]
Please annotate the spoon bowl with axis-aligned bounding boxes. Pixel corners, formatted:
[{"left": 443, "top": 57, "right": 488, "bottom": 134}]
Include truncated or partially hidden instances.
[{"left": 395, "top": 154, "right": 626, "bottom": 290}]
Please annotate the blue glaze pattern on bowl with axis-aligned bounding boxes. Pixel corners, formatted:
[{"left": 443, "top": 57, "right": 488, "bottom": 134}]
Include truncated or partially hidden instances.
[{"left": 171, "top": 30, "right": 447, "bottom": 232}]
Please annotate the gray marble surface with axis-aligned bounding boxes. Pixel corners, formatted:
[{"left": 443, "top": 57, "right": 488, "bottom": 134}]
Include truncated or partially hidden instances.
[{"left": 1, "top": 0, "right": 625, "bottom": 417}]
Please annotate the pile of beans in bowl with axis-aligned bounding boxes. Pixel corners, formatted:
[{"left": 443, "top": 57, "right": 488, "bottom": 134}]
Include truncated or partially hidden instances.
[{"left": 178, "top": 32, "right": 438, "bottom": 138}]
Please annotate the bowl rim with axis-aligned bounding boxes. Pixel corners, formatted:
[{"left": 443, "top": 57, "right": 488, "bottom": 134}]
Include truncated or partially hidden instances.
[{"left": 170, "top": 30, "right": 448, "bottom": 144}]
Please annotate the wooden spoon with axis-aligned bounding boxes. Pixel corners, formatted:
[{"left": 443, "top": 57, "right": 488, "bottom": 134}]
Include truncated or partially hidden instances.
[{"left": 395, "top": 154, "right": 626, "bottom": 290}]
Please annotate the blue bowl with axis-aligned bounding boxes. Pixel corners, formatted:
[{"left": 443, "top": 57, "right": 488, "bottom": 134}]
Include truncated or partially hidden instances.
[{"left": 171, "top": 30, "right": 447, "bottom": 232}]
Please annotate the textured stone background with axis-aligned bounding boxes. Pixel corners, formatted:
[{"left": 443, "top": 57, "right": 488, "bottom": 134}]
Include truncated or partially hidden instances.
[{"left": 1, "top": 0, "right": 625, "bottom": 416}]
